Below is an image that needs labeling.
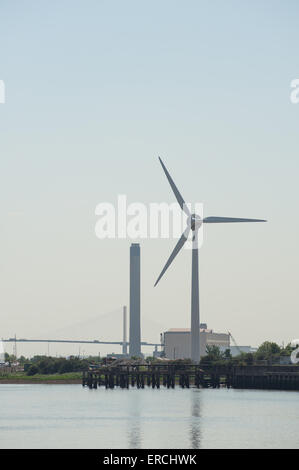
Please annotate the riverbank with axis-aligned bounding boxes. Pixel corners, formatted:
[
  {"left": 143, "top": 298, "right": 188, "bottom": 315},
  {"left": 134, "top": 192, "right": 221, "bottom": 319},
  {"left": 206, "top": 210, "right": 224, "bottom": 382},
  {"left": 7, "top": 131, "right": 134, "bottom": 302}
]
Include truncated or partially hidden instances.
[{"left": 0, "top": 372, "right": 82, "bottom": 384}]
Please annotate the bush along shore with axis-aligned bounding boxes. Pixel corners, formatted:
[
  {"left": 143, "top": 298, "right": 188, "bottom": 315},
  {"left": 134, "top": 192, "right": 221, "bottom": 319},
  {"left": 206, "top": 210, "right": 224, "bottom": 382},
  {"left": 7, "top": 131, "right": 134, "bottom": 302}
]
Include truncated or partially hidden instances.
[
  {"left": 0, "top": 354, "right": 92, "bottom": 383},
  {"left": 0, "top": 371, "right": 82, "bottom": 384}
]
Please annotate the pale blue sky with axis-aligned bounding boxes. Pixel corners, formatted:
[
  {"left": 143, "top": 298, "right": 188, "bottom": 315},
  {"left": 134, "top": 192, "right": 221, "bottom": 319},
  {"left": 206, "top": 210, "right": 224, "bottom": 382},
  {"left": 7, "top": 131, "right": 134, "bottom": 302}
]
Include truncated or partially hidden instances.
[{"left": 1, "top": 1, "right": 299, "bottom": 356}]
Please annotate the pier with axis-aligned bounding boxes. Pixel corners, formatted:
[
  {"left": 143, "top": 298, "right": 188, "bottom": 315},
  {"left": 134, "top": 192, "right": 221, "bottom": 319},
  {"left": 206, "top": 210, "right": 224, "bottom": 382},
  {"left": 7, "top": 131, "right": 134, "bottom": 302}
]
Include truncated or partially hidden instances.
[{"left": 82, "top": 363, "right": 299, "bottom": 391}]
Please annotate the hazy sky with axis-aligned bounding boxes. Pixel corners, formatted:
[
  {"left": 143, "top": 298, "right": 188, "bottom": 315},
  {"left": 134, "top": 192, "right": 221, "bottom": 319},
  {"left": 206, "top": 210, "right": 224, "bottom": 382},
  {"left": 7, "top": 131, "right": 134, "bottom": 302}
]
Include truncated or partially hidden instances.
[{"left": 1, "top": 0, "right": 299, "bottom": 357}]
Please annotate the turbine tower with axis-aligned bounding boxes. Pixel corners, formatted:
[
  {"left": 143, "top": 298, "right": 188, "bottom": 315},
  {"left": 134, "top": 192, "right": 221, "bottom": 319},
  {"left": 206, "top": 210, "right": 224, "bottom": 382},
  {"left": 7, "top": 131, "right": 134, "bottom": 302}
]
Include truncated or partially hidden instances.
[{"left": 154, "top": 157, "right": 266, "bottom": 363}]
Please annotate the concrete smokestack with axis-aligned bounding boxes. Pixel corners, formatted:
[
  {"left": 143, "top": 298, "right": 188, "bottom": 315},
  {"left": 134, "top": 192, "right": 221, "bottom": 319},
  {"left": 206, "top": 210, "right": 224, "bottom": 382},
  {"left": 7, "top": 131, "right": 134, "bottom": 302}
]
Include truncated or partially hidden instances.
[
  {"left": 129, "top": 243, "right": 141, "bottom": 357},
  {"left": 122, "top": 305, "right": 127, "bottom": 355}
]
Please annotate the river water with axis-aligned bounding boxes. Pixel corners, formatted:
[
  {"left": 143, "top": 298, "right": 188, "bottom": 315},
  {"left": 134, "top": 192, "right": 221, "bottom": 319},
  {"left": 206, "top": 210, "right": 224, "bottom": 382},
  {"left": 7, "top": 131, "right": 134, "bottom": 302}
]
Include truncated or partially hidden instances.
[{"left": 0, "top": 384, "right": 298, "bottom": 449}]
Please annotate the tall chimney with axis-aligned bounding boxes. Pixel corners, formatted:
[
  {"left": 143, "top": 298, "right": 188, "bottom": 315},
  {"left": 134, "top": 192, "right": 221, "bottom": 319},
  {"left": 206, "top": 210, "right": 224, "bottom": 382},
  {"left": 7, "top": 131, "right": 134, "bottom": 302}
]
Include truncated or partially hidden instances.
[
  {"left": 129, "top": 243, "right": 141, "bottom": 357},
  {"left": 122, "top": 305, "right": 127, "bottom": 355}
]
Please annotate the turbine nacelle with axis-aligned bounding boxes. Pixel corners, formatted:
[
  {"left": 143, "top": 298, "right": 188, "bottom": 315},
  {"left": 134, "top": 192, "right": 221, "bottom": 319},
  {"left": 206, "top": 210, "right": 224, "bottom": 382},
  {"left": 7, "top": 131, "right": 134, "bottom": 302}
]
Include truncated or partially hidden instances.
[{"left": 187, "top": 214, "right": 202, "bottom": 231}]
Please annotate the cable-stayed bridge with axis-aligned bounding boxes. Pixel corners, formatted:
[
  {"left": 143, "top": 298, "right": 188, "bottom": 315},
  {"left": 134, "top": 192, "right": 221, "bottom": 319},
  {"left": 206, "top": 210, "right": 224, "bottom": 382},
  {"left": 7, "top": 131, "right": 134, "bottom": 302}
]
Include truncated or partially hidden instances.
[
  {"left": 1, "top": 306, "right": 166, "bottom": 355},
  {"left": 2, "top": 338, "right": 161, "bottom": 347}
]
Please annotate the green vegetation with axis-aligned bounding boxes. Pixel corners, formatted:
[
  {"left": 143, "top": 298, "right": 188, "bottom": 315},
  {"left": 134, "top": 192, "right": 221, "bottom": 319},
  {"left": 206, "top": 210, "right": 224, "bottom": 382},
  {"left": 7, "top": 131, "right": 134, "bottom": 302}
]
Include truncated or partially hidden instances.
[
  {"left": 25, "top": 356, "right": 89, "bottom": 375},
  {"left": 2, "top": 353, "right": 103, "bottom": 378},
  {"left": 199, "top": 341, "right": 296, "bottom": 367},
  {"left": 0, "top": 371, "right": 82, "bottom": 382}
]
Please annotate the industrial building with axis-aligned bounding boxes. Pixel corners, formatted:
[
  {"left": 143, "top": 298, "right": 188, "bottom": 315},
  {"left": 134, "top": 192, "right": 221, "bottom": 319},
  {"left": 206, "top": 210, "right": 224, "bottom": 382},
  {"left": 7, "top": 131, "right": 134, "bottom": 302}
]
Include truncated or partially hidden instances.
[{"left": 163, "top": 325, "right": 230, "bottom": 360}]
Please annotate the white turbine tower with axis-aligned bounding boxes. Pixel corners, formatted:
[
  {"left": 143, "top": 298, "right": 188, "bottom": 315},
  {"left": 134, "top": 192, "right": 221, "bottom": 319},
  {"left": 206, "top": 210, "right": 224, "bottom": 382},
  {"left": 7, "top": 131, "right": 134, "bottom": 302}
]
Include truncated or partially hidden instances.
[{"left": 154, "top": 157, "right": 267, "bottom": 363}]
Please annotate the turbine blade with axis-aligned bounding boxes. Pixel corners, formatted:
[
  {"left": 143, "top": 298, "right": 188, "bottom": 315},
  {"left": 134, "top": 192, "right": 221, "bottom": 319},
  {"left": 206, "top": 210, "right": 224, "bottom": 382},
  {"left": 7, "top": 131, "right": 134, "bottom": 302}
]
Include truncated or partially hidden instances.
[
  {"left": 158, "top": 157, "right": 190, "bottom": 216},
  {"left": 203, "top": 216, "right": 267, "bottom": 223},
  {"left": 154, "top": 227, "right": 190, "bottom": 286}
]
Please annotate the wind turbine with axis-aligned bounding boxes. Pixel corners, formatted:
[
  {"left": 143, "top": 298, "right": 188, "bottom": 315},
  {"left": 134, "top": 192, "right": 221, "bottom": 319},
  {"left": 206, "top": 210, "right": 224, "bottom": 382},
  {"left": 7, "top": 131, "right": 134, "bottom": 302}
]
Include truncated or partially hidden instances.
[{"left": 154, "top": 157, "right": 266, "bottom": 363}]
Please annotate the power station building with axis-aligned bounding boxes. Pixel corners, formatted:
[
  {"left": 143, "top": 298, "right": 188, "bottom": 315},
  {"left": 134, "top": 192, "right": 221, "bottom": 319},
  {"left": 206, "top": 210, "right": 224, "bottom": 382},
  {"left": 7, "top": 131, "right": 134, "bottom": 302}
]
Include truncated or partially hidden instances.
[
  {"left": 163, "top": 325, "right": 230, "bottom": 360},
  {"left": 129, "top": 243, "right": 141, "bottom": 357}
]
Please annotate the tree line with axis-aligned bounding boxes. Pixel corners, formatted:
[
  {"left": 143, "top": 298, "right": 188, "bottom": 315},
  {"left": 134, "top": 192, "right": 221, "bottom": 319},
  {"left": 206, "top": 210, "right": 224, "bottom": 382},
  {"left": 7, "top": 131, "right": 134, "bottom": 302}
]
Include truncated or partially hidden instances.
[
  {"left": 3, "top": 341, "right": 297, "bottom": 375},
  {"left": 200, "top": 341, "right": 295, "bottom": 366}
]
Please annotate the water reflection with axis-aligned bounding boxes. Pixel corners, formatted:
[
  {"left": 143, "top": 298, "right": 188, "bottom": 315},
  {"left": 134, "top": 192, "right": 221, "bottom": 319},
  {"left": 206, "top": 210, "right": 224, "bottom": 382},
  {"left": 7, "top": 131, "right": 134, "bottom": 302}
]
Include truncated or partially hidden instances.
[
  {"left": 0, "top": 386, "right": 298, "bottom": 449},
  {"left": 127, "top": 392, "right": 142, "bottom": 448},
  {"left": 190, "top": 390, "right": 201, "bottom": 449}
]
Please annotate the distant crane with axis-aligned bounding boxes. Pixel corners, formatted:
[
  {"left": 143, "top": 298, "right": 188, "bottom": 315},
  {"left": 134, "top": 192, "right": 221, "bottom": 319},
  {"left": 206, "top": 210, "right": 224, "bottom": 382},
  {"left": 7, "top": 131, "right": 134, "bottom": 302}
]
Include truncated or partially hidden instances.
[{"left": 228, "top": 331, "right": 242, "bottom": 355}]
